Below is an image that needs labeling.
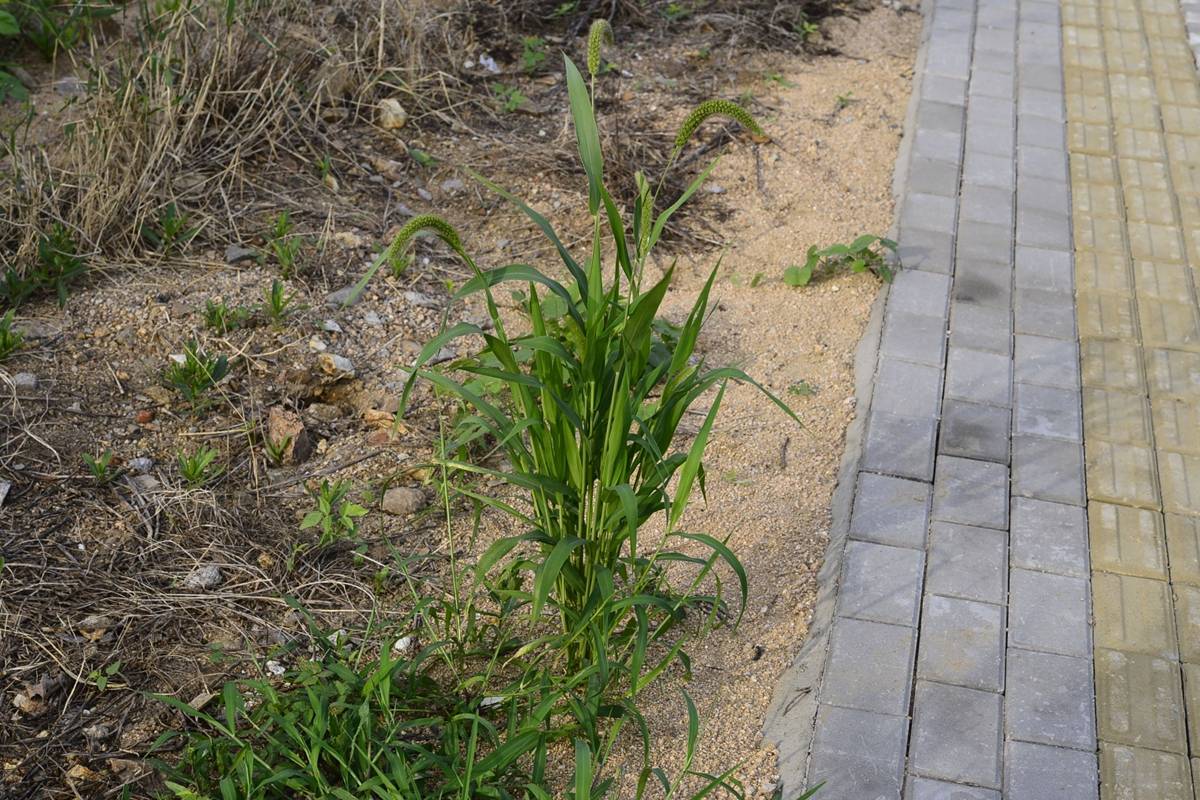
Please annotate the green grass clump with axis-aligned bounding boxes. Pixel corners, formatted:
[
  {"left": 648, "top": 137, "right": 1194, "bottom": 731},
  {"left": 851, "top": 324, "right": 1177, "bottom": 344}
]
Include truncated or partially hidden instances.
[
  {"left": 0, "top": 311, "right": 22, "bottom": 361},
  {"left": 784, "top": 234, "right": 898, "bottom": 287},
  {"left": 154, "top": 35, "right": 800, "bottom": 800},
  {"left": 164, "top": 341, "right": 229, "bottom": 411}
]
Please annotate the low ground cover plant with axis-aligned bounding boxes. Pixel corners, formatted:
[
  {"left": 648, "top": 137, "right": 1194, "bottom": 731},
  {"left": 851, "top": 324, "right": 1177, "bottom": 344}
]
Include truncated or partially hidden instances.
[
  {"left": 784, "top": 233, "right": 897, "bottom": 286},
  {"left": 154, "top": 21, "right": 808, "bottom": 799}
]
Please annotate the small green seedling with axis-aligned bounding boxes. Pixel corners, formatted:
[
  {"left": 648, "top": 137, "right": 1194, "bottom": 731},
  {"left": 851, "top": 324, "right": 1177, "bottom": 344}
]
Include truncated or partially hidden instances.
[
  {"left": 788, "top": 380, "right": 818, "bottom": 397},
  {"left": 0, "top": 310, "right": 22, "bottom": 361},
  {"left": 794, "top": 15, "right": 820, "bottom": 40},
  {"left": 784, "top": 234, "right": 898, "bottom": 287},
  {"left": 177, "top": 446, "right": 223, "bottom": 488},
  {"left": 491, "top": 82, "right": 528, "bottom": 113},
  {"left": 834, "top": 91, "right": 856, "bottom": 111},
  {"left": 300, "top": 479, "right": 367, "bottom": 545},
  {"left": 266, "top": 212, "right": 303, "bottom": 277},
  {"left": 88, "top": 661, "right": 123, "bottom": 692},
  {"left": 203, "top": 299, "right": 250, "bottom": 333},
  {"left": 262, "top": 279, "right": 294, "bottom": 324},
  {"left": 164, "top": 342, "right": 229, "bottom": 410},
  {"left": 83, "top": 450, "right": 116, "bottom": 484},
  {"left": 263, "top": 433, "right": 291, "bottom": 467},
  {"left": 765, "top": 72, "right": 797, "bottom": 88},
  {"left": 520, "top": 36, "right": 547, "bottom": 73},
  {"left": 142, "top": 202, "right": 198, "bottom": 253},
  {"left": 1, "top": 223, "right": 87, "bottom": 308}
]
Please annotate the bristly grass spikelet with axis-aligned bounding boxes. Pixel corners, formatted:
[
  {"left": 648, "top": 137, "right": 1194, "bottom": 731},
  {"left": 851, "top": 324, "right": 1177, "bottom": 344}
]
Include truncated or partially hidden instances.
[
  {"left": 345, "top": 214, "right": 470, "bottom": 305},
  {"left": 672, "top": 99, "right": 768, "bottom": 157},
  {"left": 587, "top": 18, "right": 613, "bottom": 77}
]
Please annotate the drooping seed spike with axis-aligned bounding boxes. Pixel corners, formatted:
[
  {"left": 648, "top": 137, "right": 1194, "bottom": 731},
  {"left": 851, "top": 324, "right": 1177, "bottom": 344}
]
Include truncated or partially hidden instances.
[
  {"left": 389, "top": 213, "right": 465, "bottom": 259},
  {"left": 587, "top": 19, "right": 614, "bottom": 77},
  {"left": 672, "top": 99, "right": 768, "bottom": 155}
]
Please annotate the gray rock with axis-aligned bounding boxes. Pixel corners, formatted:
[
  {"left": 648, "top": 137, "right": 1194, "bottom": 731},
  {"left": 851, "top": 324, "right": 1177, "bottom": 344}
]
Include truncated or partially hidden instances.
[
  {"left": 321, "top": 319, "right": 343, "bottom": 333},
  {"left": 127, "top": 457, "right": 154, "bottom": 474},
  {"left": 12, "top": 372, "right": 37, "bottom": 391},
  {"left": 416, "top": 188, "right": 433, "bottom": 201},
  {"left": 428, "top": 347, "right": 456, "bottom": 366},
  {"left": 363, "top": 310, "right": 383, "bottom": 326},
  {"left": 318, "top": 353, "right": 355, "bottom": 379},
  {"left": 404, "top": 290, "right": 440, "bottom": 309},
  {"left": 13, "top": 320, "right": 55, "bottom": 340},
  {"left": 0, "top": 479, "right": 10, "bottom": 508},
  {"left": 224, "top": 244, "right": 258, "bottom": 264},
  {"left": 53, "top": 75, "right": 87, "bottom": 95},
  {"left": 325, "top": 285, "right": 359, "bottom": 307},
  {"left": 382, "top": 486, "right": 427, "bottom": 516},
  {"left": 183, "top": 564, "right": 223, "bottom": 590},
  {"left": 440, "top": 178, "right": 464, "bottom": 193}
]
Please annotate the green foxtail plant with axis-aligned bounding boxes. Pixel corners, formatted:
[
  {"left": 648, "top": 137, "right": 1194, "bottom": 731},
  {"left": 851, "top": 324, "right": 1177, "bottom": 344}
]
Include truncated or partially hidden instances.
[{"left": 352, "top": 42, "right": 793, "bottom": 674}]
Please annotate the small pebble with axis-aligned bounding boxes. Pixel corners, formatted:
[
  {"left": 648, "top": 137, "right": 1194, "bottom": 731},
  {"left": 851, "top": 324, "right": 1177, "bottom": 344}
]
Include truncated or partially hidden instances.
[{"left": 12, "top": 372, "right": 37, "bottom": 391}]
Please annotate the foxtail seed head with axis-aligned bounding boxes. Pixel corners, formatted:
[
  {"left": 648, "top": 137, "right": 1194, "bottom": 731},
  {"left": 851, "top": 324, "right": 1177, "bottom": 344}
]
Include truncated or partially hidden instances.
[
  {"left": 672, "top": 99, "right": 767, "bottom": 155},
  {"left": 587, "top": 19, "right": 613, "bottom": 77},
  {"left": 389, "top": 214, "right": 465, "bottom": 259}
]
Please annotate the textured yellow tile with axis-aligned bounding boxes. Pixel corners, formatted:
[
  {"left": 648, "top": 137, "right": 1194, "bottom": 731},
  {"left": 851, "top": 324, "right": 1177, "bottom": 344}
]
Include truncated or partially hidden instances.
[
  {"left": 1152, "top": 53, "right": 1200, "bottom": 81},
  {"left": 1141, "top": 0, "right": 1181, "bottom": 13},
  {"left": 1093, "top": 573, "right": 1177, "bottom": 657},
  {"left": 1101, "top": 744, "right": 1195, "bottom": 800},
  {"left": 1134, "top": 261, "right": 1194, "bottom": 300},
  {"left": 1179, "top": 193, "right": 1200, "bottom": 227},
  {"left": 1167, "top": 134, "right": 1200, "bottom": 166},
  {"left": 1175, "top": 585, "right": 1200, "bottom": 661},
  {"left": 1066, "top": 24, "right": 1104, "bottom": 49},
  {"left": 1063, "top": 3, "right": 1101, "bottom": 25},
  {"left": 1127, "top": 222, "right": 1185, "bottom": 263},
  {"left": 1161, "top": 452, "right": 1200, "bottom": 515},
  {"left": 1154, "top": 398, "right": 1200, "bottom": 454},
  {"left": 1077, "top": 215, "right": 1130, "bottom": 254},
  {"left": 1147, "top": 349, "right": 1200, "bottom": 397},
  {"left": 1109, "top": 72, "right": 1157, "bottom": 102},
  {"left": 1099, "top": 6, "right": 1142, "bottom": 30},
  {"left": 1096, "top": 649, "right": 1187, "bottom": 753},
  {"left": 1141, "top": 11, "right": 1186, "bottom": 39},
  {"left": 1184, "top": 664, "right": 1200, "bottom": 755},
  {"left": 1116, "top": 127, "right": 1168, "bottom": 161},
  {"left": 1156, "top": 76, "right": 1200, "bottom": 108},
  {"left": 1125, "top": 186, "right": 1178, "bottom": 226},
  {"left": 1079, "top": 291, "right": 1139, "bottom": 339},
  {"left": 1073, "top": 153, "right": 1121, "bottom": 186},
  {"left": 1078, "top": 250, "right": 1135, "bottom": 294},
  {"left": 1088, "top": 440, "right": 1163, "bottom": 508},
  {"left": 1074, "top": 181, "right": 1122, "bottom": 218},
  {"left": 1070, "top": 120, "right": 1116, "bottom": 154},
  {"left": 1172, "top": 162, "right": 1200, "bottom": 196},
  {"left": 1105, "top": 35, "right": 1152, "bottom": 77},
  {"left": 1085, "top": 388, "right": 1154, "bottom": 445},
  {"left": 1162, "top": 105, "right": 1200, "bottom": 135},
  {"left": 1066, "top": 45, "right": 1107, "bottom": 74},
  {"left": 1112, "top": 97, "right": 1164, "bottom": 131},
  {"left": 1122, "top": 157, "right": 1172, "bottom": 192},
  {"left": 1139, "top": 299, "right": 1200, "bottom": 351},
  {"left": 1090, "top": 501, "right": 1169, "bottom": 578},
  {"left": 1167, "top": 514, "right": 1200, "bottom": 585},
  {"left": 1083, "top": 338, "right": 1147, "bottom": 391}
]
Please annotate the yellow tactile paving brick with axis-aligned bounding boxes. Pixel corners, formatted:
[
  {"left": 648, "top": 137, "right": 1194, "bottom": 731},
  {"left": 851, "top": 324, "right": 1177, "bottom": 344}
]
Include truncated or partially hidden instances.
[
  {"left": 1070, "top": 120, "right": 1117, "bottom": 154},
  {"left": 1111, "top": 97, "right": 1163, "bottom": 131},
  {"left": 1134, "top": 261, "right": 1194, "bottom": 300},
  {"left": 1175, "top": 585, "right": 1200, "bottom": 662},
  {"left": 1078, "top": 250, "right": 1135, "bottom": 293},
  {"left": 1168, "top": 515, "right": 1200, "bottom": 586},
  {"left": 1124, "top": 186, "right": 1177, "bottom": 226},
  {"left": 1139, "top": 298, "right": 1200, "bottom": 349},
  {"left": 1171, "top": 163, "right": 1200, "bottom": 196},
  {"left": 1104, "top": 38, "right": 1152, "bottom": 78},
  {"left": 1085, "top": 388, "right": 1154, "bottom": 445},
  {"left": 1146, "top": 349, "right": 1200, "bottom": 397},
  {"left": 1063, "top": 4, "right": 1101, "bottom": 26},
  {"left": 1166, "top": 134, "right": 1200, "bottom": 166},
  {"left": 1154, "top": 77, "right": 1200, "bottom": 109},
  {"left": 1141, "top": 11, "right": 1186, "bottom": 39},
  {"left": 1065, "top": 23, "right": 1104, "bottom": 49},
  {"left": 1076, "top": 214, "right": 1130, "bottom": 253},
  {"left": 1075, "top": 181, "right": 1123, "bottom": 218},
  {"left": 1079, "top": 291, "right": 1138, "bottom": 339},
  {"left": 1100, "top": 743, "right": 1195, "bottom": 800},
  {"left": 1161, "top": 105, "right": 1200, "bottom": 135},
  {"left": 1088, "top": 440, "right": 1163, "bottom": 508},
  {"left": 1066, "top": 46, "right": 1107, "bottom": 74},
  {"left": 1121, "top": 157, "right": 1172, "bottom": 191},
  {"left": 1090, "top": 502, "right": 1169, "bottom": 578},
  {"left": 1153, "top": 398, "right": 1200, "bottom": 454},
  {"left": 1185, "top": 665, "right": 1200, "bottom": 753},
  {"left": 1127, "top": 222, "right": 1186, "bottom": 263},
  {"left": 1093, "top": 572, "right": 1178, "bottom": 658},
  {"left": 1160, "top": 452, "right": 1200, "bottom": 516},
  {"left": 1099, "top": 6, "right": 1142, "bottom": 29},
  {"left": 1115, "top": 126, "right": 1167, "bottom": 161},
  {"left": 1072, "top": 153, "right": 1121, "bottom": 185},
  {"left": 1096, "top": 648, "right": 1188, "bottom": 752},
  {"left": 1082, "top": 338, "right": 1146, "bottom": 391}
]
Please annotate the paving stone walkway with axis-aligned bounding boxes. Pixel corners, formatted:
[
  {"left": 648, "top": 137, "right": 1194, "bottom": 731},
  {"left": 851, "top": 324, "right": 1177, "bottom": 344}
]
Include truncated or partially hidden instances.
[{"left": 765, "top": 0, "right": 1200, "bottom": 796}]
